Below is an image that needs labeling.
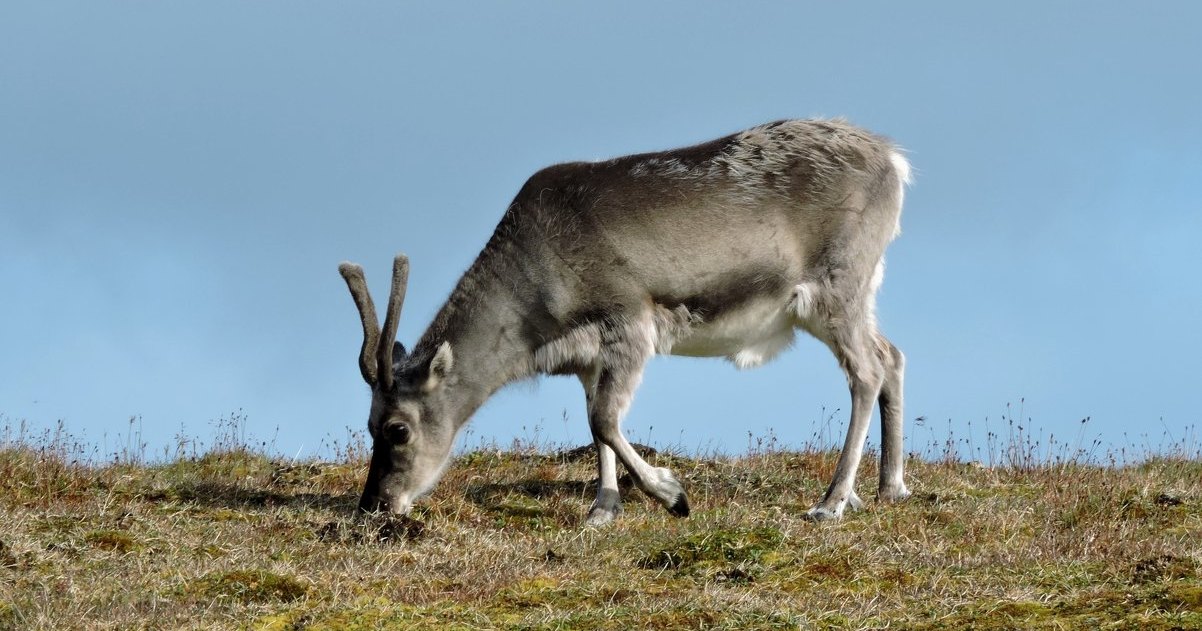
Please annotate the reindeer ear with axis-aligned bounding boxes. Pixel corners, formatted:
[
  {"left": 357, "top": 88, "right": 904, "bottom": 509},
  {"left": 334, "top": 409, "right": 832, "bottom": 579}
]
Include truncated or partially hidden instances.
[
  {"left": 392, "top": 341, "right": 407, "bottom": 368},
  {"left": 422, "top": 342, "right": 454, "bottom": 391}
]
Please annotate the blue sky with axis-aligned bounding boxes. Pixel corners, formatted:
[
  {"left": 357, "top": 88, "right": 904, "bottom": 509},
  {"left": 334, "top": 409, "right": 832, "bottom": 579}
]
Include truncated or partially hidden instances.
[{"left": 2, "top": 2, "right": 1200, "bottom": 461}]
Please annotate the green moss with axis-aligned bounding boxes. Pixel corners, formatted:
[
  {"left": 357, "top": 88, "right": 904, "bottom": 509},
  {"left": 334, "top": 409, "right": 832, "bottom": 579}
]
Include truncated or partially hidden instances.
[
  {"left": 915, "top": 582, "right": 1202, "bottom": 630},
  {"left": 187, "top": 569, "right": 310, "bottom": 604},
  {"left": 491, "top": 496, "right": 554, "bottom": 529},
  {"left": 1164, "top": 584, "right": 1202, "bottom": 609},
  {"left": 802, "top": 552, "right": 855, "bottom": 581},
  {"left": 497, "top": 576, "right": 562, "bottom": 608},
  {"left": 1133, "top": 555, "right": 1198, "bottom": 583},
  {"left": 0, "top": 601, "right": 15, "bottom": 629},
  {"left": 637, "top": 526, "right": 783, "bottom": 574},
  {"left": 909, "top": 600, "right": 1062, "bottom": 630},
  {"left": 251, "top": 611, "right": 304, "bottom": 631},
  {"left": 190, "top": 544, "right": 225, "bottom": 560},
  {"left": 995, "top": 600, "right": 1053, "bottom": 618},
  {"left": 635, "top": 607, "right": 801, "bottom": 630},
  {"left": 32, "top": 515, "right": 85, "bottom": 536},
  {"left": 84, "top": 530, "right": 139, "bottom": 553},
  {"left": 275, "top": 604, "right": 472, "bottom": 631},
  {"left": 446, "top": 597, "right": 800, "bottom": 630}
]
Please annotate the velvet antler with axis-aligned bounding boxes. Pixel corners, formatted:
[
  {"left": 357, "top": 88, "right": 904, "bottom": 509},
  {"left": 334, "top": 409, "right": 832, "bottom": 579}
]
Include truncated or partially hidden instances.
[
  {"left": 376, "top": 255, "right": 409, "bottom": 390},
  {"left": 339, "top": 254, "right": 409, "bottom": 389},
  {"left": 339, "top": 261, "right": 382, "bottom": 387}
]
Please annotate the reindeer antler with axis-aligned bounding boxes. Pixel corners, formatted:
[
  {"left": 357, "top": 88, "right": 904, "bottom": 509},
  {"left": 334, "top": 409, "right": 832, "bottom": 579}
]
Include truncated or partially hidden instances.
[
  {"left": 377, "top": 254, "right": 409, "bottom": 390},
  {"left": 339, "top": 261, "right": 382, "bottom": 387},
  {"left": 339, "top": 254, "right": 410, "bottom": 389}
]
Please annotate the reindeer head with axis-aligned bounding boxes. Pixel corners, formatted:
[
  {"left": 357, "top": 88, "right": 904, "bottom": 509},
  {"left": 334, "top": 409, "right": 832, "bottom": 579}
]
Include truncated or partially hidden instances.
[{"left": 339, "top": 255, "right": 457, "bottom": 514}]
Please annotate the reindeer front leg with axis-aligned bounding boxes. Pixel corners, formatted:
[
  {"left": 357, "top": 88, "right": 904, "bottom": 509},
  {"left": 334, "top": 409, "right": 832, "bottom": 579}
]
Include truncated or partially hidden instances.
[
  {"left": 580, "top": 319, "right": 689, "bottom": 525},
  {"left": 580, "top": 368, "right": 623, "bottom": 526}
]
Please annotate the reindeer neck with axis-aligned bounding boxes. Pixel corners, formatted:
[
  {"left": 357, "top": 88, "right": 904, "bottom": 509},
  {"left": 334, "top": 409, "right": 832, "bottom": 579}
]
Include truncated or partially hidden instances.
[{"left": 412, "top": 252, "right": 539, "bottom": 429}]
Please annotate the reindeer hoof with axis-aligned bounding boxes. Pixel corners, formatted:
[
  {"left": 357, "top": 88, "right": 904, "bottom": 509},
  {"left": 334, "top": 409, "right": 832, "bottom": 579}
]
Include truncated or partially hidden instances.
[
  {"left": 585, "top": 506, "right": 620, "bottom": 527},
  {"left": 877, "top": 485, "right": 912, "bottom": 504},
  {"left": 804, "top": 506, "right": 842, "bottom": 522},
  {"left": 585, "top": 489, "right": 621, "bottom": 527}
]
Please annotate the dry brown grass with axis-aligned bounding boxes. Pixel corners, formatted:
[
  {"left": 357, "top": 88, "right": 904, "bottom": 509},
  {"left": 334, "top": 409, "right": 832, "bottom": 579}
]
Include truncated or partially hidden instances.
[{"left": 1, "top": 420, "right": 1200, "bottom": 630}]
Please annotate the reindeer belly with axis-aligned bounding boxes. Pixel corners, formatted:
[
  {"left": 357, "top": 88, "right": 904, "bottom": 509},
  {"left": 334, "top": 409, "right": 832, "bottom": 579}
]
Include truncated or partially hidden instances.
[{"left": 665, "top": 296, "right": 796, "bottom": 369}]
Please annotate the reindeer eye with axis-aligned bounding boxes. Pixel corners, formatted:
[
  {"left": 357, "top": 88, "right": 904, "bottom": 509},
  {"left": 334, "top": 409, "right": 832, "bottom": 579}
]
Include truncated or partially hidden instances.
[{"left": 383, "top": 420, "right": 411, "bottom": 445}]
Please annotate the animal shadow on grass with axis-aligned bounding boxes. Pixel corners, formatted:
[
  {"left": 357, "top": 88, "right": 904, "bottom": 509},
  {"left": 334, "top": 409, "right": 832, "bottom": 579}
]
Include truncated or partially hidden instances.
[
  {"left": 465, "top": 476, "right": 639, "bottom": 524},
  {"left": 144, "top": 482, "right": 425, "bottom": 544},
  {"left": 461, "top": 444, "right": 662, "bottom": 524},
  {"left": 143, "top": 482, "right": 360, "bottom": 513},
  {"left": 467, "top": 479, "right": 593, "bottom": 503}
]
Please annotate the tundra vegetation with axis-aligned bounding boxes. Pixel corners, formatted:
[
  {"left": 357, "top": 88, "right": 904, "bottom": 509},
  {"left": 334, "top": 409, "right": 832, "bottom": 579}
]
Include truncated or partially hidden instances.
[{"left": 0, "top": 414, "right": 1199, "bottom": 630}]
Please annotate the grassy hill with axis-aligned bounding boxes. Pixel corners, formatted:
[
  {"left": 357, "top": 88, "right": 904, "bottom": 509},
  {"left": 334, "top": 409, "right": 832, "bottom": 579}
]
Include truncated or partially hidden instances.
[{"left": 1, "top": 422, "right": 1200, "bottom": 630}]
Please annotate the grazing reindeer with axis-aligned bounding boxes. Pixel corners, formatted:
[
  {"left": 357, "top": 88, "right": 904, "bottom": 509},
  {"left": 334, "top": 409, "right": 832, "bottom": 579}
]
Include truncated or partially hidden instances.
[{"left": 340, "top": 119, "right": 911, "bottom": 525}]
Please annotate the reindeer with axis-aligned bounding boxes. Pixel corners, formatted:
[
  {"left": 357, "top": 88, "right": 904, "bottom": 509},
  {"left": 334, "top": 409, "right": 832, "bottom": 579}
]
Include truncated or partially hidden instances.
[{"left": 339, "top": 119, "right": 912, "bottom": 525}]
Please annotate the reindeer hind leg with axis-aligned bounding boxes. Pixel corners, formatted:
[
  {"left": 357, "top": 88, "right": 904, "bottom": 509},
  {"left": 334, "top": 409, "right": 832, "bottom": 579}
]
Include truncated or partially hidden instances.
[
  {"left": 806, "top": 314, "right": 885, "bottom": 521},
  {"left": 876, "top": 334, "right": 911, "bottom": 503}
]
